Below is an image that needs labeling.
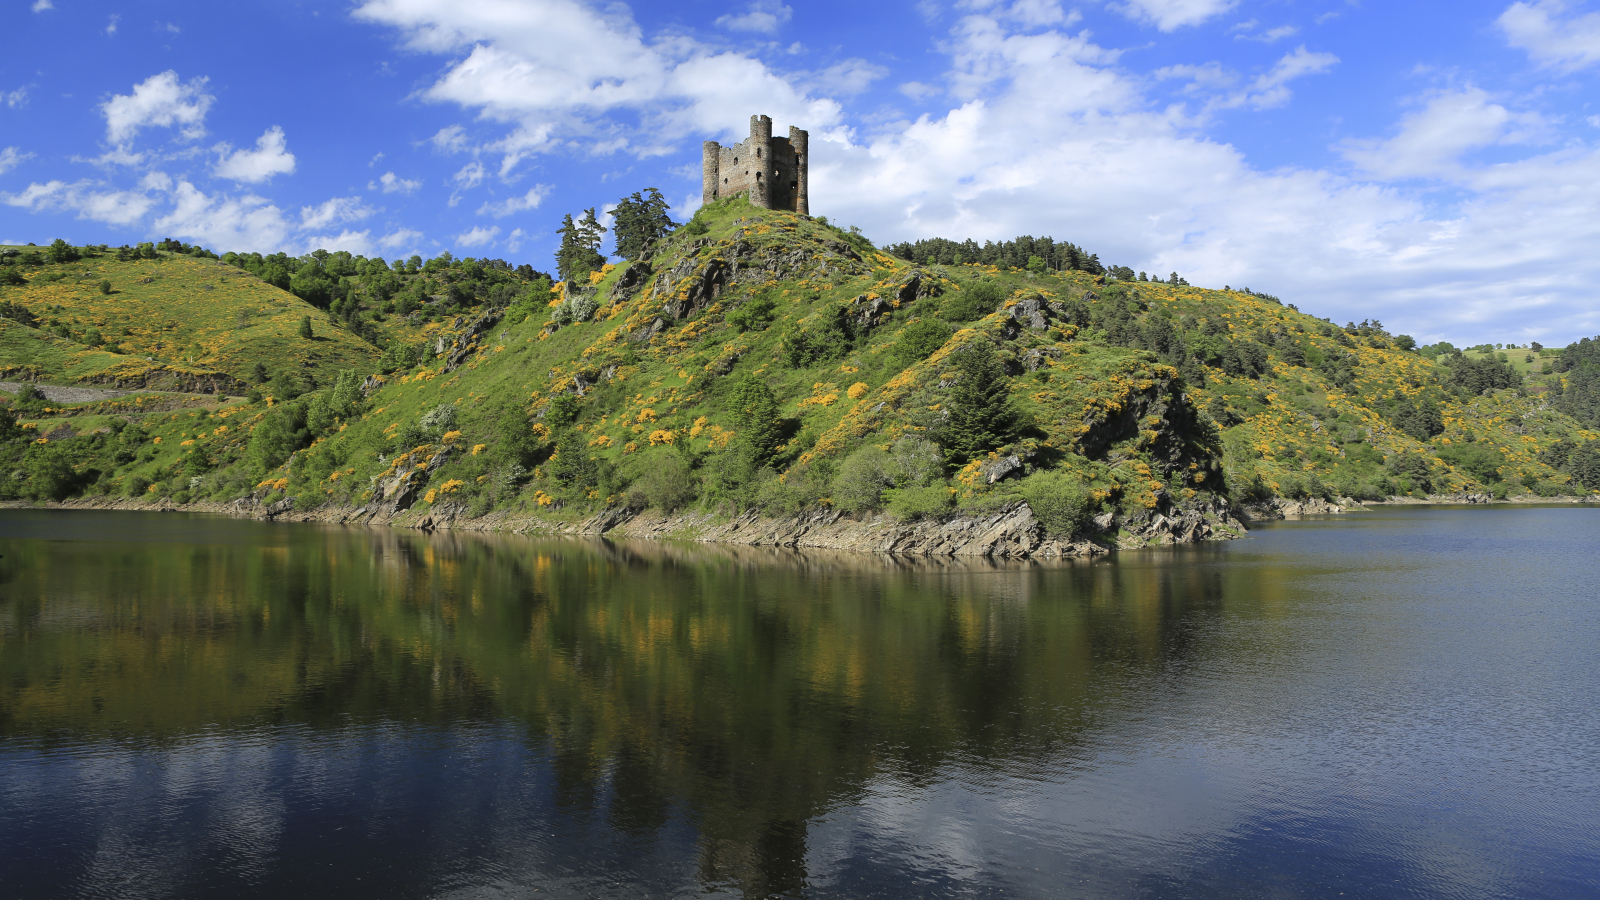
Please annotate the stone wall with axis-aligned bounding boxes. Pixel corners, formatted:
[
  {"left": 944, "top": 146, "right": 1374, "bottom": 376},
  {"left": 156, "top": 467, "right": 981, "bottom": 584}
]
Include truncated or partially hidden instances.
[{"left": 703, "top": 114, "right": 808, "bottom": 213}]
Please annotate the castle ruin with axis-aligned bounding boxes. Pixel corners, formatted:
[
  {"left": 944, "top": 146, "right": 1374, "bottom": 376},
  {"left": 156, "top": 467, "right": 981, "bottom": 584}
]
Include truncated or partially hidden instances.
[{"left": 702, "top": 115, "right": 809, "bottom": 215}]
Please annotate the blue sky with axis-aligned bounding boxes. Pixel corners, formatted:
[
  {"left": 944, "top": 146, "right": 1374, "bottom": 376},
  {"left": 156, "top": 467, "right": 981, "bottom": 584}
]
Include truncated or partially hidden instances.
[{"left": 4, "top": 0, "right": 1600, "bottom": 345}]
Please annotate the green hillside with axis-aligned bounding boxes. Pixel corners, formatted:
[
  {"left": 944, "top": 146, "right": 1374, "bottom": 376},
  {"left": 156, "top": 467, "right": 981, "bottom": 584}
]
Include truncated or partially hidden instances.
[
  {"left": 0, "top": 242, "right": 380, "bottom": 386},
  {"left": 3, "top": 201, "right": 1597, "bottom": 536}
]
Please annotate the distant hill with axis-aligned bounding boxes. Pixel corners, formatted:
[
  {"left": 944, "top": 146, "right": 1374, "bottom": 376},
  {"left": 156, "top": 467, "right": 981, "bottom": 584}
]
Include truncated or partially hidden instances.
[{"left": 2, "top": 204, "right": 1596, "bottom": 541}]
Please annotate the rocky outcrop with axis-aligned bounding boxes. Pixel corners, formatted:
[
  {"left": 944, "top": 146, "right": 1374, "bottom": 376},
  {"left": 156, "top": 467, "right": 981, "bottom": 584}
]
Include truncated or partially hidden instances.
[
  {"left": 1237, "top": 496, "right": 1364, "bottom": 521},
  {"left": 441, "top": 310, "right": 505, "bottom": 372}
]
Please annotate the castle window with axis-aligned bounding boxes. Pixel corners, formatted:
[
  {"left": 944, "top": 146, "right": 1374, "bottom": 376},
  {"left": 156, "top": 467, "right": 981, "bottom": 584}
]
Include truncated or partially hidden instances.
[
  {"left": 756, "top": 148, "right": 762, "bottom": 158},
  {"left": 733, "top": 156, "right": 738, "bottom": 164},
  {"left": 790, "top": 181, "right": 797, "bottom": 191}
]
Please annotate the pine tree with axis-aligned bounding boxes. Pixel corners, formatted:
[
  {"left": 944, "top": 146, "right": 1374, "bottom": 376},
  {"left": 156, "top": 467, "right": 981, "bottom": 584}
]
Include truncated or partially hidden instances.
[
  {"left": 555, "top": 209, "right": 608, "bottom": 284},
  {"left": 612, "top": 188, "right": 673, "bottom": 262},
  {"left": 725, "top": 375, "right": 783, "bottom": 464},
  {"left": 939, "top": 341, "right": 1018, "bottom": 463},
  {"left": 298, "top": 316, "right": 313, "bottom": 339}
]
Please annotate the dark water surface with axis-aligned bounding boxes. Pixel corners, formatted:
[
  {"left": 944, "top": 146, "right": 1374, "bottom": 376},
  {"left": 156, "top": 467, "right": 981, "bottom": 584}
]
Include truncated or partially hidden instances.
[{"left": 1, "top": 507, "right": 1596, "bottom": 899}]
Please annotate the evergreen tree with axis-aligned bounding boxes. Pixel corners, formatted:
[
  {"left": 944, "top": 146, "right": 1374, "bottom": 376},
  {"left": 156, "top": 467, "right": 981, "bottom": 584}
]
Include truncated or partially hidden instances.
[
  {"left": 612, "top": 188, "right": 673, "bottom": 262},
  {"left": 555, "top": 209, "right": 608, "bottom": 284},
  {"left": 298, "top": 315, "right": 313, "bottom": 339},
  {"left": 939, "top": 341, "right": 1019, "bottom": 463},
  {"left": 724, "top": 375, "right": 783, "bottom": 464}
]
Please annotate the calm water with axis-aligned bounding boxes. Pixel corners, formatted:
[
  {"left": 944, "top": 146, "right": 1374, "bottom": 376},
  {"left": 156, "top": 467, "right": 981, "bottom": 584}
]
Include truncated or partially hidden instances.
[{"left": 1, "top": 507, "right": 1596, "bottom": 899}]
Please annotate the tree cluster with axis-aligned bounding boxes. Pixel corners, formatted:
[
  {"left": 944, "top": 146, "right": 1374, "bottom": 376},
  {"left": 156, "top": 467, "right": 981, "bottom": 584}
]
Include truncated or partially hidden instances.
[{"left": 884, "top": 234, "right": 1105, "bottom": 275}]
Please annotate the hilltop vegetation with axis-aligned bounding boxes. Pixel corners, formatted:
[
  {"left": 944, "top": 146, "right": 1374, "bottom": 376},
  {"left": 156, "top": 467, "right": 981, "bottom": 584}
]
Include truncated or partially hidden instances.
[{"left": 2, "top": 198, "right": 1596, "bottom": 541}]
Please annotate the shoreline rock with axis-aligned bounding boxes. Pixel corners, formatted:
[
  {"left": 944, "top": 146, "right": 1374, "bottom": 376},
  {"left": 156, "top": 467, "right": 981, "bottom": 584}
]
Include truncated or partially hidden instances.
[{"left": 23, "top": 496, "right": 1249, "bottom": 560}]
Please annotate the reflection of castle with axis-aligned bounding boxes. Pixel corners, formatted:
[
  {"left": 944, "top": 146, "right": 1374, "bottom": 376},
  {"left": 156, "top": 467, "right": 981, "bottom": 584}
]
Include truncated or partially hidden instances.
[{"left": 702, "top": 114, "right": 809, "bottom": 215}]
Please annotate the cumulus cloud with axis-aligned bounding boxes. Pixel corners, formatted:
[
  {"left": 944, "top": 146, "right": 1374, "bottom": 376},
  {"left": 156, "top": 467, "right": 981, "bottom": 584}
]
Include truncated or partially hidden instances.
[
  {"left": 455, "top": 225, "right": 500, "bottom": 247},
  {"left": 213, "top": 126, "right": 296, "bottom": 183},
  {"left": 299, "top": 197, "right": 374, "bottom": 230},
  {"left": 1498, "top": 0, "right": 1600, "bottom": 71},
  {"left": 352, "top": 0, "right": 842, "bottom": 174},
  {"left": 1111, "top": 0, "right": 1238, "bottom": 31},
  {"left": 153, "top": 181, "right": 294, "bottom": 250},
  {"left": 4, "top": 86, "right": 27, "bottom": 108},
  {"left": 806, "top": 5, "right": 1600, "bottom": 342},
  {"left": 477, "top": 185, "right": 550, "bottom": 217},
  {"left": 101, "top": 71, "right": 214, "bottom": 144},
  {"left": 716, "top": 0, "right": 793, "bottom": 34},
  {"left": 370, "top": 171, "right": 422, "bottom": 194},
  {"left": 0, "top": 147, "right": 30, "bottom": 175},
  {"left": 378, "top": 228, "right": 425, "bottom": 251},
  {"left": 31, "top": 0, "right": 52, "bottom": 11},
  {"left": 3, "top": 179, "right": 159, "bottom": 226}
]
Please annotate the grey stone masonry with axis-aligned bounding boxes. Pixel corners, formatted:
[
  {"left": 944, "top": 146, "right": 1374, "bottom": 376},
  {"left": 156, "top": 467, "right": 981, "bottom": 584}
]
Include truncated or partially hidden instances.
[{"left": 702, "top": 114, "right": 809, "bottom": 215}]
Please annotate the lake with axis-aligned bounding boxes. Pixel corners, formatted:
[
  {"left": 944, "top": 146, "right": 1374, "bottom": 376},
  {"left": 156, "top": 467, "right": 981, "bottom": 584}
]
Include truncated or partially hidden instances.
[{"left": 1, "top": 507, "right": 1596, "bottom": 899}]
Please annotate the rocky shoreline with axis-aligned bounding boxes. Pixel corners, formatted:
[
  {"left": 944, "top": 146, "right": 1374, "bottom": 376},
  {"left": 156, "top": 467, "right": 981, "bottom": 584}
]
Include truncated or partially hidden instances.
[
  {"left": 16, "top": 490, "right": 1592, "bottom": 558},
  {"left": 29, "top": 493, "right": 1249, "bottom": 560}
]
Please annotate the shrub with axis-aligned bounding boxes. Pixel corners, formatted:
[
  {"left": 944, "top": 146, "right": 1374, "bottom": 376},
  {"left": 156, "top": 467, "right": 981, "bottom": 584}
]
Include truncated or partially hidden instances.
[
  {"left": 1016, "top": 471, "right": 1095, "bottom": 537},
  {"left": 419, "top": 403, "right": 458, "bottom": 433},
  {"left": 98, "top": 280, "right": 112, "bottom": 295},
  {"left": 726, "top": 295, "right": 776, "bottom": 333},
  {"left": 1437, "top": 443, "right": 1505, "bottom": 485},
  {"left": 888, "top": 437, "right": 944, "bottom": 486},
  {"left": 23, "top": 444, "right": 78, "bottom": 501},
  {"left": 832, "top": 445, "right": 895, "bottom": 513},
  {"left": 624, "top": 450, "right": 696, "bottom": 511},
  {"left": 886, "top": 484, "right": 954, "bottom": 521},
  {"left": 940, "top": 281, "right": 1004, "bottom": 322},
  {"left": 126, "top": 475, "right": 151, "bottom": 498},
  {"left": 544, "top": 394, "right": 581, "bottom": 427},
  {"left": 891, "top": 318, "right": 953, "bottom": 367}
]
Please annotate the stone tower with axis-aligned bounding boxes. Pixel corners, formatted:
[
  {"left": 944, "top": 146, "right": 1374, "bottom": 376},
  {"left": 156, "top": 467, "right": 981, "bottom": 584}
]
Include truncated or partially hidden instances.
[{"left": 702, "top": 114, "right": 809, "bottom": 215}]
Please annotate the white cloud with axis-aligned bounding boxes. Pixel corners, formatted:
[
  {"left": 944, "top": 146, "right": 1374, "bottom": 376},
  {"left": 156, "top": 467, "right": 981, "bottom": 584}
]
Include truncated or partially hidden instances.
[
  {"left": 212, "top": 126, "right": 296, "bottom": 183},
  {"left": 477, "top": 185, "right": 550, "bottom": 217},
  {"left": 299, "top": 197, "right": 374, "bottom": 231},
  {"left": 506, "top": 227, "right": 527, "bottom": 252},
  {"left": 1236, "top": 24, "right": 1298, "bottom": 43},
  {"left": 1339, "top": 87, "right": 1549, "bottom": 180},
  {"left": 807, "top": 59, "right": 890, "bottom": 97},
  {"left": 2, "top": 179, "right": 158, "bottom": 226},
  {"left": 716, "top": 0, "right": 793, "bottom": 34},
  {"left": 101, "top": 71, "right": 213, "bottom": 144},
  {"left": 430, "top": 124, "right": 470, "bottom": 153},
  {"left": 370, "top": 171, "right": 421, "bottom": 194},
  {"left": 106, "top": 15, "right": 120, "bottom": 35},
  {"left": 1111, "top": 0, "right": 1238, "bottom": 31},
  {"left": 302, "top": 230, "right": 375, "bottom": 255},
  {"left": 1498, "top": 0, "right": 1600, "bottom": 71},
  {"left": 378, "top": 228, "right": 424, "bottom": 251},
  {"left": 152, "top": 181, "right": 294, "bottom": 251},
  {"left": 4, "top": 86, "right": 27, "bottom": 108},
  {"left": 1226, "top": 45, "right": 1339, "bottom": 110},
  {"left": 31, "top": 0, "right": 52, "bottom": 11},
  {"left": 352, "top": 0, "right": 843, "bottom": 174},
  {"left": 455, "top": 225, "right": 500, "bottom": 247},
  {"left": 452, "top": 161, "right": 486, "bottom": 189},
  {"left": 0, "top": 147, "right": 31, "bottom": 176},
  {"left": 900, "top": 81, "right": 941, "bottom": 101},
  {"left": 1589, "top": 115, "right": 1600, "bottom": 127},
  {"left": 806, "top": 7, "right": 1600, "bottom": 343}
]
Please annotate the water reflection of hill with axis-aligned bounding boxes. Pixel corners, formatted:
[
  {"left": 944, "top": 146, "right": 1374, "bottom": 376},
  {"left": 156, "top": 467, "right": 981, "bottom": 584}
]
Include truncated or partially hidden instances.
[{"left": 0, "top": 511, "right": 1284, "bottom": 897}]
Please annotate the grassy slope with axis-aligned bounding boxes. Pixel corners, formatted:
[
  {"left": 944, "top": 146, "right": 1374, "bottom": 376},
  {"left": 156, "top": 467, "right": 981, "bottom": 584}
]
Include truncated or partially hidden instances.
[
  {"left": 0, "top": 249, "right": 378, "bottom": 383},
  {"left": 6, "top": 202, "right": 1595, "bottom": 515}
]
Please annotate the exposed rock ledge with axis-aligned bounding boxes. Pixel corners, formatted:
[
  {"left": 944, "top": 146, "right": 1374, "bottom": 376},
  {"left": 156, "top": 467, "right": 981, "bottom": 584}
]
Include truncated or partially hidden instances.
[{"left": 39, "top": 496, "right": 1248, "bottom": 560}]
